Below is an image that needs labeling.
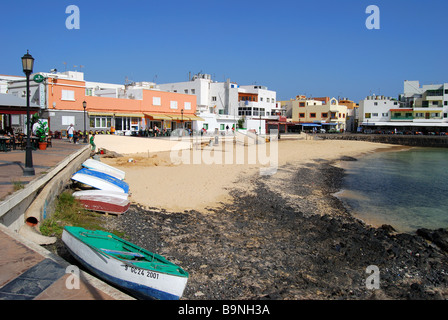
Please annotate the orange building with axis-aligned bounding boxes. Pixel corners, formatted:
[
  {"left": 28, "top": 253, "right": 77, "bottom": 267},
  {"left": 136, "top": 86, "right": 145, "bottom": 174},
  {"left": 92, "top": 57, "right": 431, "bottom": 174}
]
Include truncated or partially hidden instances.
[{"left": 37, "top": 72, "right": 199, "bottom": 134}]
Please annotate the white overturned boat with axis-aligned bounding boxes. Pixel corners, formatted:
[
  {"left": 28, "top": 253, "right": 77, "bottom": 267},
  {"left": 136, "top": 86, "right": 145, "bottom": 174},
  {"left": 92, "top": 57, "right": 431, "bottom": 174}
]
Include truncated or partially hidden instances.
[
  {"left": 82, "top": 159, "right": 125, "bottom": 180},
  {"left": 72, "top": 190, "right": 129, "bottom": 201},
  {"left": 71, "top": 168, "right": 129, "bottom": 194}
]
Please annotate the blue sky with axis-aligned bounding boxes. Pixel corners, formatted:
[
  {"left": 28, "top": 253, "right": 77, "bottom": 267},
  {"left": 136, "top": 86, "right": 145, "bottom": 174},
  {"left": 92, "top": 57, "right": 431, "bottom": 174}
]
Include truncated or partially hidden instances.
[{"left": 1, "top": 0, "right": 447, "bottom": 102}]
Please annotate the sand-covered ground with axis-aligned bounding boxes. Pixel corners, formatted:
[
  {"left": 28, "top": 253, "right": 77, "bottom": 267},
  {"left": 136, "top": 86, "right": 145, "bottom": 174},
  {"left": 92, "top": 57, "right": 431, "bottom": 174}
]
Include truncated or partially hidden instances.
[{"left": 95, "top": 134, "right": 392, "bottom": 214}]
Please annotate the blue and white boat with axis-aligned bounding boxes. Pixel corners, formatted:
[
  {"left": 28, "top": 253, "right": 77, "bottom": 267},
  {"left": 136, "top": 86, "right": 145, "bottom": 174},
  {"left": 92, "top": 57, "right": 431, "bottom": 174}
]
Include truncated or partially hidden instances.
[
  {"left": 82, "top": 159, "right": 126, "bottom": 181},
  {"left": 71, "top": 168, "right": 129, "bottom": 194}
]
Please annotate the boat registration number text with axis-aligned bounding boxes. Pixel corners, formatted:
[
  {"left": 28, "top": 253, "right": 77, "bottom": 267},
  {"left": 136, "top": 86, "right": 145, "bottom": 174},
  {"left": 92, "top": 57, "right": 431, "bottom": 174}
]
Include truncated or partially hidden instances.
[{"left": 122, "top": 265, "right": 159, "bottom": 279}]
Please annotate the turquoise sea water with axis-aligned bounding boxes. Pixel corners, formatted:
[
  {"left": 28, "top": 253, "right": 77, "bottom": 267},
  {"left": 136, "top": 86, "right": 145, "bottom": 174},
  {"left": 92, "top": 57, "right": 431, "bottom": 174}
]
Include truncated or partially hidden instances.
[{"left": 337, "top": 147, "right": 448, "bottom": 233}]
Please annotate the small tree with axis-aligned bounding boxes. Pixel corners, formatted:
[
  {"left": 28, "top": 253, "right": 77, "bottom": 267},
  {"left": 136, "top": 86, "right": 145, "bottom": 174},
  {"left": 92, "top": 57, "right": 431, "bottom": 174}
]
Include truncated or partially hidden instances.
[
  {"left": 35, "top": 120, "right": 49, "bottom": 142},
  {"left": 237, "top": 117, "right": 245, "bottom": 129}
]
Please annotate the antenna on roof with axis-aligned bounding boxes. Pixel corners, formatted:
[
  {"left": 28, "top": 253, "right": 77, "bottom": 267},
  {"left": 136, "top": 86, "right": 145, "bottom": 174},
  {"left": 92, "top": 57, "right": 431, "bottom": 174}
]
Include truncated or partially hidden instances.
[{"left": 63, "top": 62, "right": 67, "bottom": 72}]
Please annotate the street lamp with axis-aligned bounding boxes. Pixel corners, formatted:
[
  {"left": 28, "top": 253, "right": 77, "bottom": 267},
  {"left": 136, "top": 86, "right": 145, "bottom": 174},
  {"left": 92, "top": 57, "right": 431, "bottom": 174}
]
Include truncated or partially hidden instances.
[
  {"left": 21, "top": 50, "right": 35, "bottom": 176},
  {"left": 83, "top": 101, "right": 87, "bottom": 143},
  {"left": 181, "top": 109, "right": 184, "bottom": 130}
]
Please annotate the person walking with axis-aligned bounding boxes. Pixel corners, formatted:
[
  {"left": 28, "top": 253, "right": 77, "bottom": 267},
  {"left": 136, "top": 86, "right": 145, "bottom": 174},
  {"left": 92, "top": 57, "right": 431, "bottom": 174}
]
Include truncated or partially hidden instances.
[
  {"left": 67, "top": 124, "right": 75, "bottom": 143},
  {"left": 90, "top": 133, "right": 96, "bottom": 152}
]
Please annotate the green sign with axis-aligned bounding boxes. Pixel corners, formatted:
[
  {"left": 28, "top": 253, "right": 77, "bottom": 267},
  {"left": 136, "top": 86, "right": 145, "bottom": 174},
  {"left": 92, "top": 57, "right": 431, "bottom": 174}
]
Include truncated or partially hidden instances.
[{"left": 33, "top": 74, "right": 44, "bottom": 83}]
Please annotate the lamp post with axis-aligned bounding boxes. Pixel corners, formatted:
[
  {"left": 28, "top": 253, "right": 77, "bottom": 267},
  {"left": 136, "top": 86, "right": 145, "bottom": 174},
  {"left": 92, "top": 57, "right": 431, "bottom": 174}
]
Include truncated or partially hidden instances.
[
  {"left": 181, "top": 109, "right": 184, "bottom": 130},
  {"left": 22, "top": 50, "right": 35, "bottom": 176},
  {"left": 83, "top": 101, "right": 87, "bottom": 143}
]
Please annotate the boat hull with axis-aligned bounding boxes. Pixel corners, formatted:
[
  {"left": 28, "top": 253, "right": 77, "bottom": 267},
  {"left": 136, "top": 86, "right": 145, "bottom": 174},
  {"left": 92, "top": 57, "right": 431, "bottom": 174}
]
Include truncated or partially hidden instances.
[
  {"left": 82, "top": 159, "right": 125, "bottom": 180},
  {"left": 72, "top": 190, "right": 129, "bottom": 201},
  {"left": 71, "top": 168, "right": 129, "bottom": 194},
  {"left": 75, "top": 195, "right": 130, "bottom": 215},
  {"left": 62, "top": 229, "right": 188, "bottom": 300}
]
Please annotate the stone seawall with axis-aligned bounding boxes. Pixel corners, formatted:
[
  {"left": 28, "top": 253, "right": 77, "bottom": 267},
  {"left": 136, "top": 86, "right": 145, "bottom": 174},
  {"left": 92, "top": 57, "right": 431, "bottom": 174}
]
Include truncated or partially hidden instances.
[{"left": 316, "top": 134, "right": 448, "bottom": 148}]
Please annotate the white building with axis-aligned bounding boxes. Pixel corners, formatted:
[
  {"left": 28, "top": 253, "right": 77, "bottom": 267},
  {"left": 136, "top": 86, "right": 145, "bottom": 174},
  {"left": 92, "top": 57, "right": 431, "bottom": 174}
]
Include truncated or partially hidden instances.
[
  {"left": 359, "top": 95, "right": 400, "bottom": 125},
  {"left": 400, "top": 80, "right": 448, "bottom": 124},
  {"left": 158, "top": 73, "right": 279, "bottom": 134},
  {"left": 359, "top": 80, "right": 448, "bottom": 132}
]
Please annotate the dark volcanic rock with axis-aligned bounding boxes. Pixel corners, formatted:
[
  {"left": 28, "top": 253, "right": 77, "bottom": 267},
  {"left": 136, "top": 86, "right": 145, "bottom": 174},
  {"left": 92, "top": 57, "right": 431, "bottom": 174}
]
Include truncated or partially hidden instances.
[{"left": 65, "top": 160, "right": 448, "bottom": 300}]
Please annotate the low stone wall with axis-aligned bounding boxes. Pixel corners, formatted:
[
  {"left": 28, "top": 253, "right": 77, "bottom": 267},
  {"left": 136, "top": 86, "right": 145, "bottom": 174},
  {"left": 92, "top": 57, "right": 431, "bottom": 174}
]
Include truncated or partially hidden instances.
[
  {"left": 316, "top": 134, "right": 448, "bottom": 148},
  {"left": 0, "top": 146, "right": 90, "bottom": 235}
]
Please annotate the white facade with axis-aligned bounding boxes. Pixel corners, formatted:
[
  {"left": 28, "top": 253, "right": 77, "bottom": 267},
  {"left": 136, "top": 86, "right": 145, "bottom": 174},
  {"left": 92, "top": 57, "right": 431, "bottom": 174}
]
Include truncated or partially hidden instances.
[
  {"left": 359, "top": 95, "right": 400, "bottom": 124},
  {"left": 400, "top": 80, "right": 448, "bottom": 124},
  {"left": 157, "top": 73, "right": 277, "bottom": 134},
  {"left": 238, "top": 85, "right": 277, "bottom": 117},
  {"left": 157, "top": 74, "right": 239, "bottom": 115}
]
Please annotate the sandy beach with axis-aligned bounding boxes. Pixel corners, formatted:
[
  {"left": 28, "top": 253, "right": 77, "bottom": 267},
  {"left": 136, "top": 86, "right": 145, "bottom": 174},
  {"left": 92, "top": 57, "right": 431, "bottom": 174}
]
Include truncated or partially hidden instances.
[{"left": 96, "top": 134, "right": 393, "bottom": 214}]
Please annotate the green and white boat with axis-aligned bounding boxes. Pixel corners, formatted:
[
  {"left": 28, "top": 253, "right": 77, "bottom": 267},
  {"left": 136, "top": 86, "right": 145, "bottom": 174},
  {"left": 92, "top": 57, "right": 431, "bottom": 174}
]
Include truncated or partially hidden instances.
[{"left": 62, "top": 226, "right": 189, "bottom": 300}]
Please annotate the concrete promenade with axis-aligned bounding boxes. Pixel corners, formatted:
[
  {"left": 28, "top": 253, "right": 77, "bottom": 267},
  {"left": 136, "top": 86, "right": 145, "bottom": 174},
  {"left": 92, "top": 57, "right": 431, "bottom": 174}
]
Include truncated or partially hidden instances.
[{"left": 0, "top": 139, "right": 133, "bottom": 300}]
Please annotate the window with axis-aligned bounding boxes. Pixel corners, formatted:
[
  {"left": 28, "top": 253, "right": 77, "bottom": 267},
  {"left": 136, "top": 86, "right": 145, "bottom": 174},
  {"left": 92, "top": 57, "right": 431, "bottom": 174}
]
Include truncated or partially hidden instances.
[
  {"left": 61, "top": 90, "right": 75, "bottom": 101},
  {"left": 85, "top": 88, "right": 93, "bottom": 96},
  {"left": 299, "top": 113, "right": 305, "bottom": 118},
  {"left": 184, "top": 89, "right": 188, "bottom": 94},
  {"left": 321, "top": 113, "right": 328, "bottom": 118},
  {"left": 153, "top": 97, "right": 161, "bottom": 106},
  {"left": 203, "top": 124, "right": 209, "bottom": 130},
  {"left": 310, "top": 113, "right": 316, "bottom": 118},
  {"left": 184, "top": 102, "right": 191, "bottom": 110},
  {"left": 170, "top": 101, "right": 178, "bottom": 109},
  {"left": 191, "top": 89, "right": 195, "bottom": 94},
  {"left": 382, "top": 113, "right": 388, "bottom": 117},
  {"left": 212, "top": 96, "right": 217, "bottom": 101},
  {"left": 220, "top": 124, "right": 225, "bottom": 130},
  {"left": 427, "top": 89, "right": 443, "bottom": 96},
  {"left": 114, "top": 117, "right": 132, "bottom": 131},
  {"left": 267, "top": 98, "right": 270, "bottom": 103},
  {"left": 91, "top": 116, "right": 111, "bottom": 128},
  {"left": 372, "top": 113, "right": 378, "bottom": 117},
  {"left": 365, "top": 113, "right": 371, "bottom": 119},
  {"left": 62, "top": 116, "right": 75, "bottom": 126},
  {"left": 432, "top": 101, "right": 439, "bottom": 106},
  {"left": 394, "top": 102, "right": 398, "bottom": 105},
  {"left": 374, "top": 102, "right": 378, "bottom": 106},
  {"left": 444, "top": 113, "right": 448, "bottom": 118},
  {"left": 445, "top": 101, "right": 448, "bottom": 106},
  {"left": 299, "top": 102, "right": 305, "bottom": 107}
]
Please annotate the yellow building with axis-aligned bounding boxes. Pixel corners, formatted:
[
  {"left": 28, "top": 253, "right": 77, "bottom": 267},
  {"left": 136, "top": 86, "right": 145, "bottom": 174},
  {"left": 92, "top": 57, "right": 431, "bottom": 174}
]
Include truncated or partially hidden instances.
[{"left": 292, "top": 97, "right": 348, "bottom": 131}]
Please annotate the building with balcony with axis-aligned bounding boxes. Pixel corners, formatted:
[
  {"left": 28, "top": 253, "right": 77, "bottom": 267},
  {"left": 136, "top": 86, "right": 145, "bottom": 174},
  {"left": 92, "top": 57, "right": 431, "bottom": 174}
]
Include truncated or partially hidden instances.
[
  {"left": 291, "top": 97, "right": 348, "bottom": 132},
  {"left": 359, "top": 81, "right": 448, "bottom": 133},
  {"left": 157, "top": 73, "right": 280, "bottom": 134},
  {"left": 6, "top": 71, "right": 199, "bottom": 135}
]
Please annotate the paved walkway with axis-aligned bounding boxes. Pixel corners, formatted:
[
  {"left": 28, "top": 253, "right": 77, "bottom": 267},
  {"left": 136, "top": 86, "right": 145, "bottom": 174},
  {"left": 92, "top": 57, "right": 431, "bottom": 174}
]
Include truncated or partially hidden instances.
[
  {"left": 0, "top": 139, "right": 84, "bottom": 201},
  {"left": 0, "top": 138, "right": 133, "bottom": 300},
  {"left": 0, "top": 223, "right": 132, "bottom": 300}
]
